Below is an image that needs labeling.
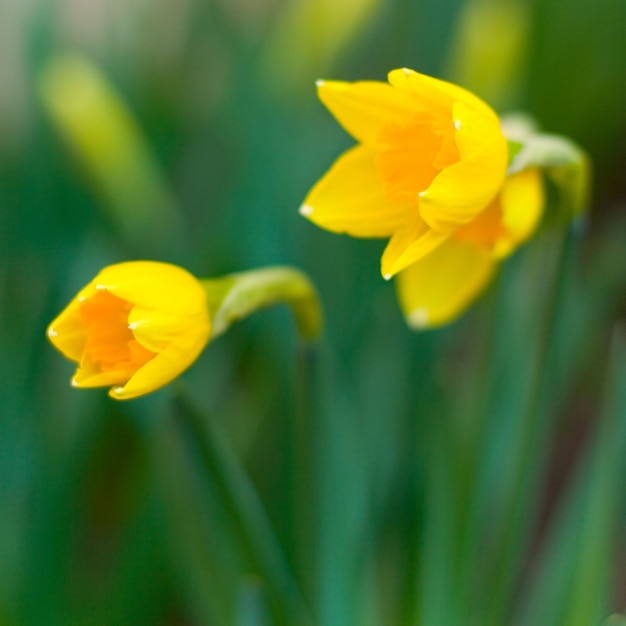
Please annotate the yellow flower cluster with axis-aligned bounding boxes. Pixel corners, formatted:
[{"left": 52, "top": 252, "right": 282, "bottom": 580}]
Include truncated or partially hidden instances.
[
  {"left": 48, "top": 67, "right": 562, "bottom": 400},
  {"left": 301, "top": 68, "right": 544, "bottom": 328}
]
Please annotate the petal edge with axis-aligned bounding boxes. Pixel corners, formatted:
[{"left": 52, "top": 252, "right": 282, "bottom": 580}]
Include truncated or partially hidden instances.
[{"left": 395, "top": 239, "right": 495, "bottom": 328}]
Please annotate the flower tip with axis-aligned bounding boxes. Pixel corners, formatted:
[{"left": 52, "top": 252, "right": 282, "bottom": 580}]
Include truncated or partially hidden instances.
[
  {"left": 383, "top": 273, "right": 392, "bottom": 281},
  {"left": 407, "top": 307, "right": 430, "bottom": 329},
  {"left": 70, "top": 379, "right": 79, "bottom": 387},
  {"left": 315, "top": 79, "right": 325, "bottom": 87},
  {"left": 402, "top": 67, "right": 412, "bottom": 76},
  {"left": 299, "top": 204, "right": 314, "bottom": 216},
  {"left": 109, "top": 386, "right": 125, "bottom": 398},
  {"left": 47, "top": 327, "right": 57, "bottom": 338}
]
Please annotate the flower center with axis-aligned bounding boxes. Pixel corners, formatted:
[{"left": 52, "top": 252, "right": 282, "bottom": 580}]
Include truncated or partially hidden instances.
[
  {"left": 375, "top": 115, "right": 460, "bottom": 203},
  {"left": 78, "top": 290, "right": 155, "bottom": 383},
  {"left": 453, "top": 199, "right": 507, "bottom": 248}
]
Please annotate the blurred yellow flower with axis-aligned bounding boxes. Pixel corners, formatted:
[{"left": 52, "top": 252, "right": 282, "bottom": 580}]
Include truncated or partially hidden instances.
[
  {"left": 47, "top": 261, "right": 211, "bottom": 400},
  {"left": 300, "top": 68, "right": 508, "bottom": 278},
  {"left": 39, "top": 55, "right": 183, "bottom": 255},
  {"left": 396, "top": 168, "right": 544, "bottom": 328}
]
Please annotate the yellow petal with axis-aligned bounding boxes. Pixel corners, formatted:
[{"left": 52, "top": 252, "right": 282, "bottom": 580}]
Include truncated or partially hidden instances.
[
  {"left": 72, "top": 368, "right": 131, "bottom": 388},
  {"left": 300, "top": 145, "right": 416, "bottom": 238},
  {"left": 93, "top": 261, "right": 207, "bottom": 316},
  {"left": 128, "top": 305, "right": 208, "bottom": 353},
  {"left": 494, "top": 168, "right": 544, "bottom": 258},
  {"left": 47, "top": 304, "right": 87, "bottom": 362},
  {"left": 395, "top": 239, "right": 495, "bottom": 328},
  {"left": 380, "top": 219, "right": 450, "bottom": 278},
  {"left": 46, "top": 279, "right": 102, "bottom": 361},
  {"left": 387, "top": 68, "right": 499, "bottom": 124},
  {"left": 317, "top": 79, "right": 418, "bottom": 145},
  {"left": 109, "top": 324, "right": 210, "bottom": 400},
  {"left": 418, "top": 100, "right": 507, "bottom": 231}
]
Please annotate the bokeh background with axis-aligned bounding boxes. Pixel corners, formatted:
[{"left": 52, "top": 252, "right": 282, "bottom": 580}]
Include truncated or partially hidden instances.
[{"left": 1, "top": 0, "right": 625, "bottom": 624}]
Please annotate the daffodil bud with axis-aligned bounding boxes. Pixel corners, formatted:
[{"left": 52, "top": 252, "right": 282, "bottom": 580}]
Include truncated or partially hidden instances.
[
  {"left": 47, "top": 261, "right": 212, "bottom": 400},
  {"left": 48, "top": 261, "right": 322, "bottom": 399}
]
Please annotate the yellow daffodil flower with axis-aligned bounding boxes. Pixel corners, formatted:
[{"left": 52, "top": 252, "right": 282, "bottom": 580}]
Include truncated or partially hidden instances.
[
  {"left": 47, "top": 261, "right": 211, "bottom": 400},
  {"left": 300, "top": 67, "right": 508, "bottom": 279},
  {"left": 396, "top": 167, "right": 544, "bottom": 328},
  {"left": 48, "top": 261, "right": 322, "bottom": 399}
]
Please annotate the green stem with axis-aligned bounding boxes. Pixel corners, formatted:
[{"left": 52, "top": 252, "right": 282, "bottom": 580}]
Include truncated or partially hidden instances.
[
  {"left": 288, "top": 342, "right": 320, "bottom": 606},
  {"left": 559, "top": 327, "right": 626, "bottom": 626},
  {"left": 484, "top": 223, "right": 575, "bottom": 626},
  {"left": 506, "top": 131, "right": 590, "bottom": 218},
  {"left": 171, "top": 385, "right": 315, "bottom": 626},
  {"left": 202, "top": 266, "right": 323, "bottom": 342}
]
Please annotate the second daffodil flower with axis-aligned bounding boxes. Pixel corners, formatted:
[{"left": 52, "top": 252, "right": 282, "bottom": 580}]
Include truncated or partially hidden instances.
[
  {"left": 300, "top": 68, "right": 545, "bottom": 328},
  {"left": 48, "top": 261, "right": 322, "bottom": 400}
]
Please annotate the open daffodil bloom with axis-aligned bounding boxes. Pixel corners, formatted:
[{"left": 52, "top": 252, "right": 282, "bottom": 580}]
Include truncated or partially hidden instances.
[
  {"left": 300, "top": 68, "right": 508, "bottom": 278},
  {"left": 48, "top": 261, "right": 211, "bottom": 400}
]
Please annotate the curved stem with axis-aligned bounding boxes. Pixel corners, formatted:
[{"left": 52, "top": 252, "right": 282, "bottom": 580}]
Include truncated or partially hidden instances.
[{"left": 201, "top": 266, "right": 323, "bottom": 342}]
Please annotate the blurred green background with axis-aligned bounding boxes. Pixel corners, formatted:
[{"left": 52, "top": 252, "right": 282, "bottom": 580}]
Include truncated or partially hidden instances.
[{"left": 1, "top": 0, "right": 625, "bottom": 624}]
